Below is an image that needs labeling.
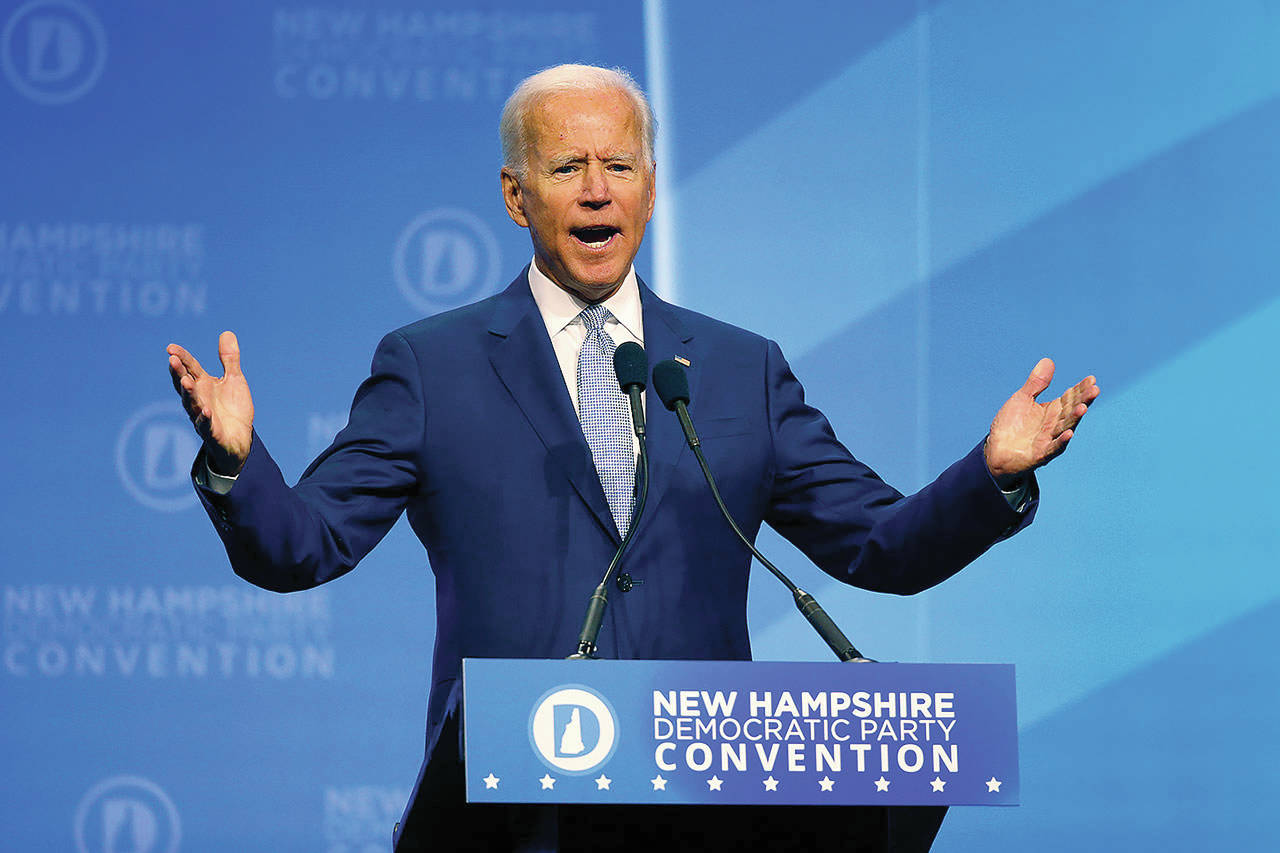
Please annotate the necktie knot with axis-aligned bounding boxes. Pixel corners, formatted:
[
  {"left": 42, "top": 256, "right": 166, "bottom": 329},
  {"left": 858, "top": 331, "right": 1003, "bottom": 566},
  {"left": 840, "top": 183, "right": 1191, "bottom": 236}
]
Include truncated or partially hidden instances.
[{"left": 579, "top": 304, "right": 612, "bottom": 335}]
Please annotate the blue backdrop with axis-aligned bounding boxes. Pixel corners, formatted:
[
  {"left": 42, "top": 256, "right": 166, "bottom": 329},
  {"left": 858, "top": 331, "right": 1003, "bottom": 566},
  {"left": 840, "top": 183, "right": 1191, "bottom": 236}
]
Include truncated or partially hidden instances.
[{"left": 2, "top": 1, "right": 1276, "bottom": 850}]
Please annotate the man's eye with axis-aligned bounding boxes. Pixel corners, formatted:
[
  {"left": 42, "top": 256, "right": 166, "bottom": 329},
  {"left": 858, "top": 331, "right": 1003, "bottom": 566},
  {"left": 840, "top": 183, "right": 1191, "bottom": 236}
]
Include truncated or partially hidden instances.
[
  {"left": 553, "top": 164, "right": 577, "bottom": 175},
  {"left": 608, "top": 163, "right": 632, "bottom": 172}
]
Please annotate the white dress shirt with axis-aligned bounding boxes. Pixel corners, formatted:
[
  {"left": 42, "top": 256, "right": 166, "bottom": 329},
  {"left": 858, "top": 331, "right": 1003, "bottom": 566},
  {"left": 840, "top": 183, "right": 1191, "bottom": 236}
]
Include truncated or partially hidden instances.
[{"left": 526, "top": 259, "right": 645, "bottom": 453}]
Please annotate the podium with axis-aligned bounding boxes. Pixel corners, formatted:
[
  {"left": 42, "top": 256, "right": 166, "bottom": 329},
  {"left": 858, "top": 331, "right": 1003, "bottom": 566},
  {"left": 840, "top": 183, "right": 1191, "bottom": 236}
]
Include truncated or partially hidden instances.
[{"left": 462, "top": 659, "right": 1018, "bottom": 807}]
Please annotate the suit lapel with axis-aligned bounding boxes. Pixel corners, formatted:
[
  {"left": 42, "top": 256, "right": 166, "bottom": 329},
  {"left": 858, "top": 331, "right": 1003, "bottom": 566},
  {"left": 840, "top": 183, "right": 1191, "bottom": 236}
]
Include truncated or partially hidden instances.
[
  {"left": 487, "top": 272, "right": 620, "bottom": 543},
  {"left": 633, "top": 281, "right": 697, "bottom": 540}
]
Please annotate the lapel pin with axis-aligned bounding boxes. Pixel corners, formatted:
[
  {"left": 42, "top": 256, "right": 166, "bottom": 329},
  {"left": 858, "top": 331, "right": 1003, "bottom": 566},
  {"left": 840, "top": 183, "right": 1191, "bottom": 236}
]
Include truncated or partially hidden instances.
[{"left": 674, "top": 355, "right": 691, "bottom": 366}]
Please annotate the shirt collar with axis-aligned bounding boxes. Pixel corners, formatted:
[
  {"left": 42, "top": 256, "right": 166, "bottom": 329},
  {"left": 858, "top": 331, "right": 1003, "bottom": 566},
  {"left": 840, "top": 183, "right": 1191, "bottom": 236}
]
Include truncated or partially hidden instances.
[{"left": 527, "top": 258, "right": 643, "bottom": 343}]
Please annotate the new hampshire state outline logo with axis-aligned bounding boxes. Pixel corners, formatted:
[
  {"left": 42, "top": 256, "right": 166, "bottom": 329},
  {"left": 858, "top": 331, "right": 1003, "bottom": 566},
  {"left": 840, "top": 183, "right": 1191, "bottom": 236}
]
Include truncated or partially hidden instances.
[{"left": 528, "top": 684, "right": 619, "bottom": 775}]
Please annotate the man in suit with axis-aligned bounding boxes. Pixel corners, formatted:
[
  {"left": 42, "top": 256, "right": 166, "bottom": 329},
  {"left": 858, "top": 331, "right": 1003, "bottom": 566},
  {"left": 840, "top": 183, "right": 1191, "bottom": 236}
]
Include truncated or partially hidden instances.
[{"left": 167, "top": 65, "right": 1097, "bottom": 851}]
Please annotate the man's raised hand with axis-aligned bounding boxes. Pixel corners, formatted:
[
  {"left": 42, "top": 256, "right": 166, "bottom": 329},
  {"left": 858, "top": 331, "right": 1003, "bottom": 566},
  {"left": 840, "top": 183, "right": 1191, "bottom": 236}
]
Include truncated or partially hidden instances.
[
  {"left": 984, "top": 357, "right": 1099, "bottom": 488},
  {"left": 167, "top": 331, "right": 255, "bottom": 476}
]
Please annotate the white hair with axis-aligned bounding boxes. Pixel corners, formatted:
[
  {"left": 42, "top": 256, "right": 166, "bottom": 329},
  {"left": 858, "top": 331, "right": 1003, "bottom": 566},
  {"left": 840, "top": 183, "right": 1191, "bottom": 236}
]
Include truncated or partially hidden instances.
[{"left": 500, "top": 64, "right": 656, "bottom": 179}]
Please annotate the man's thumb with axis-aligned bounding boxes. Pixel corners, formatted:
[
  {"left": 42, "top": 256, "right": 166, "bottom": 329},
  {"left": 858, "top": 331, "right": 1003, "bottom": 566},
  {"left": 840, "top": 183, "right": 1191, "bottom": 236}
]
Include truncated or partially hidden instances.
[
  {"left": 218, "top": 330, "right": 243, "bottom": 376},
  {"left": 1021, "top": 357, "right": 1055, "bottom": 398}
]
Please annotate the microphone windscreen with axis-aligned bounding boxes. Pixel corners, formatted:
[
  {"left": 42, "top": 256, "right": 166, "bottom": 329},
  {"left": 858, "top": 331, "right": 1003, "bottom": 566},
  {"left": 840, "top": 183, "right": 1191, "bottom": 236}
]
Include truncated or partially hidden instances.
[
  {"left": 652, "top": 359, "right": 690, "bottom": 411},
  {"left": 613, "top": 341, "right": 648, "bottom": 391}
]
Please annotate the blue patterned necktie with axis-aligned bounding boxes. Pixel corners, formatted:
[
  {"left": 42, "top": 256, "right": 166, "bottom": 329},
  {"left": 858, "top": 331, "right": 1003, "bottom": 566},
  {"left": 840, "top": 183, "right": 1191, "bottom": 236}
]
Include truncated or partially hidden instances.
[{"left": 576, "top": 304, "right": 634, "bottom": 537}]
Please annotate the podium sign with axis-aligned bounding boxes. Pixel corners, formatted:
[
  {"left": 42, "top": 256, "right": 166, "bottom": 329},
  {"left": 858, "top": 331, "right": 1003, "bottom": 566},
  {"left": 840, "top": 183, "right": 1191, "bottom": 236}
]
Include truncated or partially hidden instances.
[{"left": 463, "top": 659, "right": 1018, "bottom": 806}]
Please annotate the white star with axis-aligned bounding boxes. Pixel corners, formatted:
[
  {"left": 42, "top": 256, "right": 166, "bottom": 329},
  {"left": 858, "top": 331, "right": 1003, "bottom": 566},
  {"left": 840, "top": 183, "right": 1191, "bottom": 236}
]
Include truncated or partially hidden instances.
[
  {"left": 482, "top": 773, "right": 500, "bottom": 790},
  {"left": 874, "top": 777, "right": 890, "bottom": 792},
  {"left": 818, "top": 776, "right": 835, "bottom": 792},
  {"left": 707, "top": 775, "right": 723, "bottom": 792},
  {"left": 539, "top": 774, "right": 556, "bottom": 790},
  {"left": 930, "top": 777, "right": 946, "bottom": 792},
  {"left": 986, "top": 777, "right": 1002, "bottom": 793},
  {"left": 595, "top": 774, "right": 612, "bottom": 791},
  {"left": 762, "top": 776, "right": 779, "bottom": 792},
  {"left": 651, "top": 774, "right": 668, "bottom": 791}
]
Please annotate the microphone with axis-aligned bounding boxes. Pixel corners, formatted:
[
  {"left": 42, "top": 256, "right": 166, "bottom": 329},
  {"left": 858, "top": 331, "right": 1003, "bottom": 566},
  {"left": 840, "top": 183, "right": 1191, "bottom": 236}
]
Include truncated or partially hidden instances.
[
  {"left": 568, "top": 342, "right": 652, "bottom": 660},
  {"left": 651, "top": 359, "right": 696, "bottom": 445},
  {"left": 613, "top": 341, "right": 647, "bottom": 439},
  {"left": 651, "top": 359, "right": 869, "bottom": 663}
]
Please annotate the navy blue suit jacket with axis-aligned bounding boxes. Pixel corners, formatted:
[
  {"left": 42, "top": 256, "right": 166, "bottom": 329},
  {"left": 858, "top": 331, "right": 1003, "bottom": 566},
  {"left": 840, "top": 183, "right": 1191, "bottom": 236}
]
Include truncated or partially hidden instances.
[{"left": 196, "top": 270, "right": 1034, "bottom": 844}]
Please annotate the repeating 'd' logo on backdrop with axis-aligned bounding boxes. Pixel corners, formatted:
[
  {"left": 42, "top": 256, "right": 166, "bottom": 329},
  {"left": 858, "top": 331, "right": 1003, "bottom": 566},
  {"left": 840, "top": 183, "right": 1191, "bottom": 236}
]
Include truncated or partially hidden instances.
[
  {"left": 528, "top": 684, "right": 618, "bottom": 775},
  {"left": 2, "top": 0, "right": 106, "bottom": 105},
  {"left": 115, "top": 401, "right": 201, "bottom": 512},
  {"left": 74, "top": 775, "right": 181, "bottom": 853},
  {"left": 393, "top": 208, "right": 501, "bottom": 314}
]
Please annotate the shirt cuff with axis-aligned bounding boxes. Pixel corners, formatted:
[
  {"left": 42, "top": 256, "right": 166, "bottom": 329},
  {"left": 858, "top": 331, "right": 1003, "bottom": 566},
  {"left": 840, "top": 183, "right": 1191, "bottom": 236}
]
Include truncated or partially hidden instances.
[
  {"left": 195, "top": 457, "right": 238, "bottom": 495},
  {"left": 1000, "top": 478, "right": 1031, "bottom": 512}
]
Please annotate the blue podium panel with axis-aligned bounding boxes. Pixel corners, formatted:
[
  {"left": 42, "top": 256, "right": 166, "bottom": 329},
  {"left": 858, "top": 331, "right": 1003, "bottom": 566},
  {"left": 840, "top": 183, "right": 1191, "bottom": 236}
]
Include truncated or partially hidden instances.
[{"left": 463, "top": 659, "right": 1018, "bottom": 807}]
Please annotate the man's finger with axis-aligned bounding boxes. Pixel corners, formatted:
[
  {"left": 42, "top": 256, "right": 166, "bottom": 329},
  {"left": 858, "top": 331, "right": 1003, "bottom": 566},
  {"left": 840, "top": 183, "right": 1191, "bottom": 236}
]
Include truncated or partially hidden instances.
[
  {"left": 167, "top": 343, "right": 206, "bottom": 380},
  {"left": 172, "top": 362, "right": 208, "bottom": 417},
  {"left": 1049, "top": 402, "right": 1088, "bottom": 438},
  {"left": 1048, "top": 429, "right": 1073, "bottom": 459},
  {"left": 190, "top": 408, "right": 212, "bottom": 442},
  {"left": 1060, "top": 380, "right": 1100, "bottom": 415},
  {"left": 178, "top": 381, "right": 204, "bottom": 423},
  {"left": 218, "top": 330, "right": 243, "bottom": 377},
  {"left": 1020, "top": 357, "right": 1055, "bottom": 399},
  {"left": 168, "top": 354, "right": 186, "bottom": 394}
]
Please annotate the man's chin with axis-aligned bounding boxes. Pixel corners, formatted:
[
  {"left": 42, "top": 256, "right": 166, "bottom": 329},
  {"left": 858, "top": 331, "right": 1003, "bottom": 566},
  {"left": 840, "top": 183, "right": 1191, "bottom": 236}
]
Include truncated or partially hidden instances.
[
  {"left": 551, "top": 264, "right": 628, "bottom": 303},
  {"left": 563, "top": 279, "right": 624, "bottom": 303},
  {"left": 533, "top": 242, "right": 633, "bottom": 297}
]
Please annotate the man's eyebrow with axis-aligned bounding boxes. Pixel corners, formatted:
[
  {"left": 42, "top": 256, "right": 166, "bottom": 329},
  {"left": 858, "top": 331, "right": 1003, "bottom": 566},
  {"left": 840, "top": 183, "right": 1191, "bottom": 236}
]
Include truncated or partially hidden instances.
[
  {"left": 546, "top": 153, "right": 586, "bottom": 168},
  {"left": 545, "top": 151, "right": 639, "bottom": 166}
]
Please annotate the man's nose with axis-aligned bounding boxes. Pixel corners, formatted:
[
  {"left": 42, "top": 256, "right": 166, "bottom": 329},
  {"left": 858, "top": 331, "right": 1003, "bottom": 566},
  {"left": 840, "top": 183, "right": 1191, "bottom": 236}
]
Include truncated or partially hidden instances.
[{"left": 578, "top": 164, "right": 611, "bottom": 208}]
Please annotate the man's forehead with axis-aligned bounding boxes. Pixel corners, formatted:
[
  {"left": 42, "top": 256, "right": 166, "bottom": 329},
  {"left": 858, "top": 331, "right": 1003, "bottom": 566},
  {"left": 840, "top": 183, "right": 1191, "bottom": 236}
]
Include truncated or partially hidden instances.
[
  {"left": 527, "top": 89, "right": 642, "bottom": 147},
  {"left": 532, "top": 85, "right": 635, "bottom": 115}
]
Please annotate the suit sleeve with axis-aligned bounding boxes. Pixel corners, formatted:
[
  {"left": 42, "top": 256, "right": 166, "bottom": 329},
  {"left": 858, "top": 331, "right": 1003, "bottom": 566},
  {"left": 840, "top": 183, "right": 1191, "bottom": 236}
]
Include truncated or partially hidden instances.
[
  {"left": 761, "top": 340, "right": 1036, "bottom": 595},
  {"left": 194, "top": 331, "right": 425, "bottom": 592}
]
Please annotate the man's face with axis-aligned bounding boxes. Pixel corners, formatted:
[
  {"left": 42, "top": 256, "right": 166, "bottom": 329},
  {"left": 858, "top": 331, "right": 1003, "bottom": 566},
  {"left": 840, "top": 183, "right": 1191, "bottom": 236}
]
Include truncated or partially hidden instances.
[{"left": 501, "top": 87, "right": 656, "bottom": 303}]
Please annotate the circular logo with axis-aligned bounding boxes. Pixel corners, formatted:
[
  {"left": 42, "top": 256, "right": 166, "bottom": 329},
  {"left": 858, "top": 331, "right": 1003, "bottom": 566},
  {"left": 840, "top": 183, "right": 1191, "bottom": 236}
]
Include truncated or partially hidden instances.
[
  {"left": 115, "top": 401, "right": 202, "bottom": 512},
  {"left": 392, "top": 208, "right": 501, "bottom": 314},
  {"left": 2, "top": 0, "right": 107, "bottom": 105},
  {"left": 528, "top": 684, "right": 619, "bottom": 775},
  {"left": 74, "top": 775, "right": 181, "bottom": 853}
]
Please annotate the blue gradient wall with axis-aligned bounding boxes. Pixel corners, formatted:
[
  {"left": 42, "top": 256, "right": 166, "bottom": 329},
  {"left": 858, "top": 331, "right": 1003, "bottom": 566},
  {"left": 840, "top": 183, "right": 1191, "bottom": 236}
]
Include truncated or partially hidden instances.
[{"left": 663, "top": 1, "right": 1280, "bottom": 850}]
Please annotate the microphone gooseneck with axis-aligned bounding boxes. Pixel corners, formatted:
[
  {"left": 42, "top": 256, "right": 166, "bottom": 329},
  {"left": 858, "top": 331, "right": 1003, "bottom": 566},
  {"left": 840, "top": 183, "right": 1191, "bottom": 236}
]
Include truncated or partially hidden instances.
[
  {"left": 651, "top": 359, "right": 869, "bottom": 663},
  {"left": 568, "top": 342, "right": 651, "bottom": 660}
]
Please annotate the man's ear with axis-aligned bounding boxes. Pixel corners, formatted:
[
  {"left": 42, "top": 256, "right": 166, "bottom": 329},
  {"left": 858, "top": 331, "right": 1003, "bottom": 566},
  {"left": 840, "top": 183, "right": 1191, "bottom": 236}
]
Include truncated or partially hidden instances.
[
  {"left": 501, "top": 168, "right": 529, "bottom": 228},
  {"left": 645, "top": 162, "right": 657, "bottom": 223}
]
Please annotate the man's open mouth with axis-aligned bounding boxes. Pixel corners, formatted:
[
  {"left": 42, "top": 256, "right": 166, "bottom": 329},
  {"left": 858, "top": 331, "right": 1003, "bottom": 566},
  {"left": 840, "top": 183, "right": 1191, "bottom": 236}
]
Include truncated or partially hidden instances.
[{"left": 571, "top": 226, "right": 620, "bottom": 249}]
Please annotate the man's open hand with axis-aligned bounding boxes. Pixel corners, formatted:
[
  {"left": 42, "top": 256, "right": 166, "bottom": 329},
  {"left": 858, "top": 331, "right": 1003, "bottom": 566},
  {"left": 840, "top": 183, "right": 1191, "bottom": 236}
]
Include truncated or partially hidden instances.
[
  {"left": 167, "top": 331, "right": 254, "bottom": 476},
  {"left": 984, "top": 357, "right": 1099, "bottom": 487}
]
